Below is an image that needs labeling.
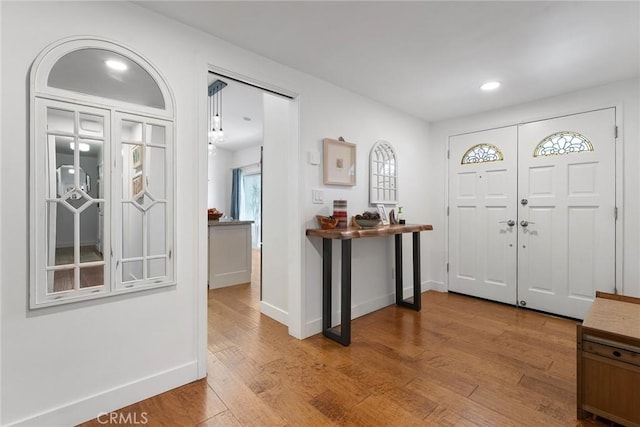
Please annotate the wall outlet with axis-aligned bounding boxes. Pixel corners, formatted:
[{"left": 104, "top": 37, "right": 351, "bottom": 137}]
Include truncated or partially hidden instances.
[{"left": 312, "top": 189, "right": 324, "bottom": 204}]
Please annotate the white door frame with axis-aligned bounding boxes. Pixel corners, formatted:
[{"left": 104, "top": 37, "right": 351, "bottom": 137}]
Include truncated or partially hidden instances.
[
  {"left": 445, "top": 104, "right": 624, "bottom": 305},
  {"left": 196, "top": 62, "right": 302, "bottom": 378}
]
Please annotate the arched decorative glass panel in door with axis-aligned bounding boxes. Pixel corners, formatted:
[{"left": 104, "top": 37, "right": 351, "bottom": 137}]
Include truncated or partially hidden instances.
[
  {"left": 461, "top": 143, "right": 504, "bottom": 164},
  {"left": 30, "top": 37, "right": 175, "bottom": 308},
  {"left": 534, "top": 131, "right": 593, "bottom": 157},
  {"left": 369, "top": 140, "right": 398, "bottom": 205}
]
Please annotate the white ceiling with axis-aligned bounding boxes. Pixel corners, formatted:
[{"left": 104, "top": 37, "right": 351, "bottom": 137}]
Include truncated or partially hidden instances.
[
  {"left": 207, "top": 74, "right": 264, "bottom": 151},
  {"left": 139, "top": 1, "right": 640, "bottom": 123}
]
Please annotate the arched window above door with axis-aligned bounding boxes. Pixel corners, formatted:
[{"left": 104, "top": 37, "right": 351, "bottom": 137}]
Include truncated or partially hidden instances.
[
  {"left": 33, "top": 37, "right": 173, "bottom": 117},
  {"left": 48, "top": 48, "right": 165, "bottom": 109},
  {"left": 534, "top": 131, "right": 593, "bottom": 157},
  {"left": 461, "top": 143, "right": 504, "bottom": 164}
]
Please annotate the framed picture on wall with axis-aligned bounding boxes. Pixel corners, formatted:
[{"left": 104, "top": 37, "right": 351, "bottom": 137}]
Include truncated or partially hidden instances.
[
  {"left": 323, "top": 138, "right": 356, "bottom": 186},
  {"left": 131, "top": 144, "right": 143, "bottom": 169}
]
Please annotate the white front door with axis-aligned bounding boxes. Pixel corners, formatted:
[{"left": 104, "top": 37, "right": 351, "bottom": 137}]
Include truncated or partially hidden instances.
[
  {"left": 448, "top": 108, "right": 617, "bottom": 319},
  {"left": 517, "top": 108, "right": 616, "bottom": 319},
  {"left": 448, "top": 126, "right": 518, "bottom": 304}
]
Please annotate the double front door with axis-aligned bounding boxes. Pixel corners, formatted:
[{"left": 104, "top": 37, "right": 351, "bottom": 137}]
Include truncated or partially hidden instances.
[{"left": 448, "top": 108, "right": 616, "bottom": 319}]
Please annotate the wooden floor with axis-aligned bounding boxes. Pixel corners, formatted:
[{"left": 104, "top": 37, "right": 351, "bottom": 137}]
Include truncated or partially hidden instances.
[{"left": 81, "top": 259, "right": 615, "bottom": 426}]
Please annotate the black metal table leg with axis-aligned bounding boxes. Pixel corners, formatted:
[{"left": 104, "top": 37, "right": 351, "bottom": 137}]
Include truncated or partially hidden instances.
[
  {"left": 395, "top": 234, "right": 403, "bottom": 305},
  {"left": 322, "top": 238, "right": 332, "bottom": 333},
  {"left": 322, "top": 238, "right": 352, "bottom": 346},
  {"left": 394, "top": 232, "right": 421, "bottom": 311},
  {"left": 412, "top": 231, "right": 422, "bottom": 311}
]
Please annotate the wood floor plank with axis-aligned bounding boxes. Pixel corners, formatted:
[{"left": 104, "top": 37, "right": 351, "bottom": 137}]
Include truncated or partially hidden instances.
[
  {"left": 174, "top": 379, "right": 228, "bottom": 425},
  {"left": 205, "top": 353, "right": 287, "bottom": 427},
  {"left": 406, "top": 376, "right": 518, "bottom": 427},
  {"left": 197, "top": 410, "right": 243, "bottom": 427},
  {"left": 258, "top": 386, "right": 335, "bottom": 426}
]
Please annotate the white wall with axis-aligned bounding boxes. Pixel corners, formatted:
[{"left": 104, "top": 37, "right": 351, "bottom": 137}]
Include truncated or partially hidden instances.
[
  {"left": 1, "top": 1, "right": 432, "bottom": 425},
  {"left": 207, "top": 146, "right": 260, "bottom": 214},
  {"left": 426, "top": 77, "right": 640, "bottom": 297},
  {"left": 207, "top": 147, "right": 232, "bottom": 213},
  {"left": 301, "top": 86, "right": 432, "bottom": 336},
  {"left": 2, "top": 3, "right": 203, "bottom": 425},
  {"left": 232, "top": 145, "right": 261, "bottom": 170}
]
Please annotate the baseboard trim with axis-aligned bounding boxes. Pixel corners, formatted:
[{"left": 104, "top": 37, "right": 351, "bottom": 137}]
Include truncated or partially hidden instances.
[
  {"left": 423, "top": 280, "right": 447, "bottom": 292},
  {"left": 260, "top": 301, "right": 289, "bottom": 326},
  {"left": 6, "top": 361, "right": 198, "bottom": 427}
]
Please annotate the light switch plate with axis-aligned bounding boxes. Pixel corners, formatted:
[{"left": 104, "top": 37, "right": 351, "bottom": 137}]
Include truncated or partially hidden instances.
[
  {"left": 309, "top": 151, "right": 321, "bottom": 165},
  {"left": 312, "top": 189, "right": 324, "bottom": 204}
]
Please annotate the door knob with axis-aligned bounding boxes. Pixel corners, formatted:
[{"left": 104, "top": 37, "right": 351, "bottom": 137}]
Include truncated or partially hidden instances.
[
  {"left": 499, "top": 220, "right": 516, "bottom": 227},
  {"left": 520, "top": 220, "right": 535, "bottom": 227}
]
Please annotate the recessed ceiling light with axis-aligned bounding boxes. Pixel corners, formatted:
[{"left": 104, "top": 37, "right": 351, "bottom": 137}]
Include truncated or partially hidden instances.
[
  {"left": 480, "top": 81, "right": 501, "bottom": 91},
  {"left": 105, "top": 59, "right": 127, "bottom": 71}
]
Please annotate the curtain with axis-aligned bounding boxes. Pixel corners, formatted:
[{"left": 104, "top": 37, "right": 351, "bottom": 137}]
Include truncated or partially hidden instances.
[{"left": 230, "top": 168, "right": 242, "bottom": 219}]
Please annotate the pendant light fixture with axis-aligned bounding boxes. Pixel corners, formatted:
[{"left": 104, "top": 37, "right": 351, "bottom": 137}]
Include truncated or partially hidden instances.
[{"left": 208, "top": 79, "right": 227, "bottom": 151}]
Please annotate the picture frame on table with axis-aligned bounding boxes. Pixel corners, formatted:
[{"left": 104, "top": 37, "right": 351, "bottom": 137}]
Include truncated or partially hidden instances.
[
  {"left": 376, "top": 204, "right": 389, "bottom": 225},
  {"left": 323, "top": 138, "right": 356, "bottom": 186}
]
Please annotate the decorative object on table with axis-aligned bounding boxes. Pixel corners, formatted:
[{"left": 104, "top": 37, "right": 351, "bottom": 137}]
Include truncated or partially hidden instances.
[
  {"left": 208, "top": 208, "right": 223, "bottom": 221},
  {"left": 369, "top": 140, "right": 398, "bottom": 205},
  {"left": 389, "top": 209, "right": 398, "bottom": 225},
  {"left": 323, "top": 138, "right": 356, "bottom": 186},
  {"left": 376, "top": 204, "right": 389, "bottom": 225},
  {"left": 398, "top": 206, "right": 405, "bottom": 224},
  {"left": 354, "top": 211, "right": 381, "bottom": 228},
  {"left": 316, "top": 215, "right": 339, "bottom": 230},
  {"left": 333, "top": 199, "right": 348, "bottom": 228}
]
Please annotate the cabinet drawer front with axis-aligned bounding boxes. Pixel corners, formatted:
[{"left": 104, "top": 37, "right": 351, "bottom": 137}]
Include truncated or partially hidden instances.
[
  {"left": 582, "top": 354, "right": 640, "bottom": 424},
  {"left": 584, "top": 341, "right": 640, "bottom": 367}
]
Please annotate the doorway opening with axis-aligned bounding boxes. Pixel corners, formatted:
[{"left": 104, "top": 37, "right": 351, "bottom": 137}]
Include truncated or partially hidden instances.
[
  {"left": 206, "top": 73, "right": 265, "bottom": 297},
  {"left": 205, "top": 69, "right": 297, "bottom": 319}
]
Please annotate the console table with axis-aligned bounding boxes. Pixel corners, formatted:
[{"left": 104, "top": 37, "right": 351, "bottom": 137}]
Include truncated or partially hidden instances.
[
  {"left": 306, "top": 224, "right": 433, "bottom": 346},
  {"left": 577, "top": 291, "right": 640, "bottom": 426}
]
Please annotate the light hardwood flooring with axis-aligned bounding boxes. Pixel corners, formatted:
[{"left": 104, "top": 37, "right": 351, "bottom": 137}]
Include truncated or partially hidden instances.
[{"left": 81, "top": 253, "right": 615, "bottom": 426}]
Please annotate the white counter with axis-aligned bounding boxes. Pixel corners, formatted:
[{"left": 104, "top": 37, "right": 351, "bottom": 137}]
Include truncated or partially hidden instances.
[{"left": 208, "top": 220, "right": 253, "bottom": 289}]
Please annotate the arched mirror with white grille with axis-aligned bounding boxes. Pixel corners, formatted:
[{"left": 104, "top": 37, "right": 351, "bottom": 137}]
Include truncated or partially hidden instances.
[
  {"left": 461, "top": 143, "right": 504, "bottom": 164},
  {"left": 370, "top": 140, "right": 398, "bottom": 205},
  {"left": 534, "top": 131, "right": 593, "bottom": 157},
  {"left": 30, "top": 37, "right": 175, "bottom": 308}
]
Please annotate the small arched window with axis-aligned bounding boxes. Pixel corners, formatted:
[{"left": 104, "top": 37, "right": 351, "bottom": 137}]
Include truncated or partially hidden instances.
[
  {"left": 30, "top": 37, "right": 175, "bottom": 308},
  {"left": 369, "top": 140, "right": 398, "bottom": 205},
  {"left": 534, "top": 131, "right": 593, "bottom": 157},
  {"left": 461, "top": 144, "right": 504, "bottom": 165}
]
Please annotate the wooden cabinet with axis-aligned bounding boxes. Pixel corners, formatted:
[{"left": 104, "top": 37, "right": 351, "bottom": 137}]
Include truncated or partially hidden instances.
[{"left": 577, "top": 292, "right": 640, "bottom": 426}]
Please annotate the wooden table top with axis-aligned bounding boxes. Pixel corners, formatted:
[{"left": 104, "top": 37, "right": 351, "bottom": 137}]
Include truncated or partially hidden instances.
[
  {"left": 306, "top": 224, "right": 433, "bottom": 240},
  {"left": 583, "top": 293, "right": 640, "bottom": 340}
]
